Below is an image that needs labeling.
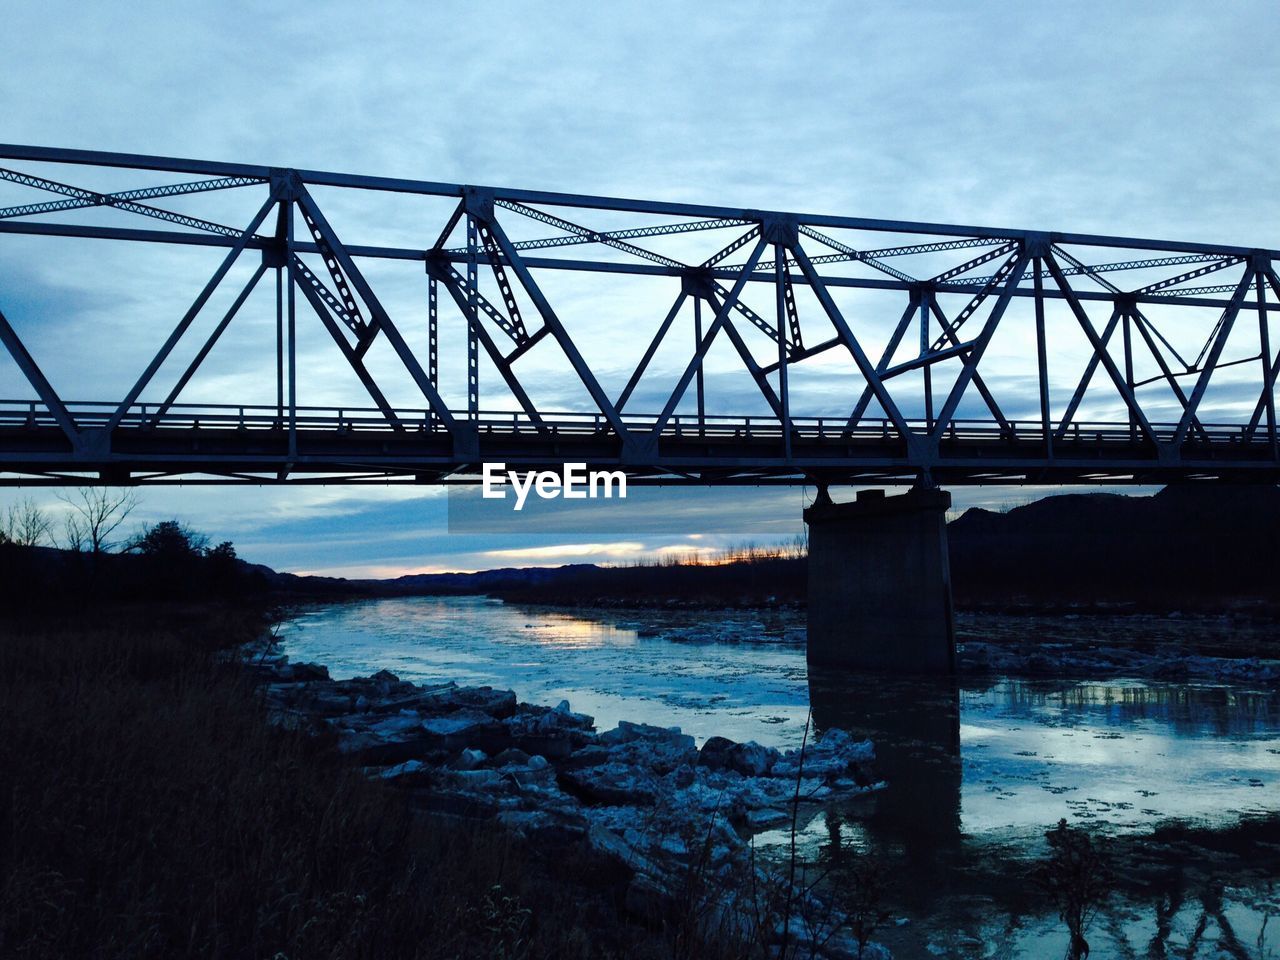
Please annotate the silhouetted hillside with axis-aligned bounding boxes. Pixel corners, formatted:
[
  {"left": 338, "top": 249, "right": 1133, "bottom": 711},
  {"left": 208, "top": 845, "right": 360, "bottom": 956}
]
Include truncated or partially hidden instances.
[
  {"left": 437, "top": 485, "right": 1280, "bottom": 611},
  {"left": 948, "top": 484, "right": 1280, "bottom": 605}
]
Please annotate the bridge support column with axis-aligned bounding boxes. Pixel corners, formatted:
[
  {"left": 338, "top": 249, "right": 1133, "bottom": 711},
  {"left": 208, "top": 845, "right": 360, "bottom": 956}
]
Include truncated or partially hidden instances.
[{"left": 804, "top": 486, "right": 955, "bottom": 674}]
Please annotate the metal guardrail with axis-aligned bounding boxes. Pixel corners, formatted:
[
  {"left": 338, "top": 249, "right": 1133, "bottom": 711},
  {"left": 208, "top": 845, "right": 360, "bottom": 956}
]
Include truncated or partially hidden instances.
[{"left": 0, "top": 399, "right": 1265, "bottom": 447}]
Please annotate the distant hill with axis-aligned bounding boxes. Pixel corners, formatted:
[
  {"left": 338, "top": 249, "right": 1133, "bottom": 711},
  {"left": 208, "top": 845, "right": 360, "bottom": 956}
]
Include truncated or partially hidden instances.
[
  {"left": 248, "top": 562, "right": 608, "bottom": 598},
  {"left": 367, "top": 484, "right": 1280, "bottom": 611},
  {"left": 947, "top": 484, "right": 1280, "bottom": 605},
  {"left": 4, "top": 484, "right": 1274, "bottom": 613}
]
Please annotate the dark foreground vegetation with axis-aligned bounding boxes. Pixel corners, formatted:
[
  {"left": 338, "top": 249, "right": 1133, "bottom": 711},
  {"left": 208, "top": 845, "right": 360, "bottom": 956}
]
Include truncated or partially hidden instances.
[
  {"left": 0, "top": 605, "right": 689, "bottom": 959},
  {"left": 0, "top": 533, "right": 738, "bottom": 959}
]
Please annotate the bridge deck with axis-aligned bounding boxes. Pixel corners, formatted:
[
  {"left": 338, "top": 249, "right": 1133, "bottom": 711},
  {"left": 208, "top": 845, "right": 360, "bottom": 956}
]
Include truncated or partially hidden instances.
[{"left": 1, "top": 401, "right": 1274, "bottom": 485}]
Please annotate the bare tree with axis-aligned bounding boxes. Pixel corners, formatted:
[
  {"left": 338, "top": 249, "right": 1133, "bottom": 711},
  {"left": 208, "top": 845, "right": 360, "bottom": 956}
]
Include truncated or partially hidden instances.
[
  {"left": 56, "top": 488, "right": 139, "bottom": 554},
  {"left": 61, "top": 514, "right": 88, "bottom": 552},
  {"left": 2, "top": 497, "right": 53, "bottom": 547}
]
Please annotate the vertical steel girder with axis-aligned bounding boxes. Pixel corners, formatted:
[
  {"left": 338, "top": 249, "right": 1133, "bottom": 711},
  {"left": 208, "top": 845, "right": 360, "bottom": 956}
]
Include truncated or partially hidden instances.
[
  {"left": 427, "top": 275, "right": 439, "bottom": 429},
  {"left": 285, "top": 199, "right": 297, "bottom": 461},
  {"left": 1245, "top": 267, "right": 1280, "bottom": 449},
  {"left": 1253, "top": 268, "right": 1277, "bottom": 455},
  {"left": 466, "top": 216, "right": 480, "bottom": 421},
  {"left": 1033, "top": 258, "right": 1052, "bottom": 458},
  {"left": 774, "top": 250, "right": 792, "bottom": 460}
]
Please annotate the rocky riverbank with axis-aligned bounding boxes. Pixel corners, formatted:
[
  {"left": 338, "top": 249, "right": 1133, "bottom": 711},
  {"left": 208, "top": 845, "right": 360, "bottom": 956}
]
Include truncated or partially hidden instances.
[{"left": 233, "top": 635, "right": 890, "bottom": 959}]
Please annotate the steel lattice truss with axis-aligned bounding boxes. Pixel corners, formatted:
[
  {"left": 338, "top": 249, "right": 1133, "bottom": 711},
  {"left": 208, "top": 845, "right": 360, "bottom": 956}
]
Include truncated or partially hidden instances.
[{"left": 0, "top": 145, "right": 1277, "bottom": 486}]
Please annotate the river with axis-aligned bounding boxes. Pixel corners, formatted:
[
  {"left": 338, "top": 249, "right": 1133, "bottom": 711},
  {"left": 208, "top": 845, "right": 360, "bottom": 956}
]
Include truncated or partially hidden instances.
[{"left": 279, "top": 596, "right": 1280, "bottom": 959}]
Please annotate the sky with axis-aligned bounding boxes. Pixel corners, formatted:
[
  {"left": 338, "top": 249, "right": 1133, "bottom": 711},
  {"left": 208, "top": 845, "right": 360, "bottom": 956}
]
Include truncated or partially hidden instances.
[{"left": 1, "top": 1, "right": 1277, "bottom": 575}]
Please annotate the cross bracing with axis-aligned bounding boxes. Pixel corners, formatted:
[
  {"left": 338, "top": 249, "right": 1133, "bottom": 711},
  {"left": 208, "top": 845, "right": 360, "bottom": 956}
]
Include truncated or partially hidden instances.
[{"left": 0, "top": 144, "right": 1276, "bottom": 487}]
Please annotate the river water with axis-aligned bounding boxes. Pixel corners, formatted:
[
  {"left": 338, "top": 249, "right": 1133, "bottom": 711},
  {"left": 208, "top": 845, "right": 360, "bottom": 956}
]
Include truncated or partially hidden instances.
[{"left": 280, "top": 596, "right": 1280, "bottom": 959}]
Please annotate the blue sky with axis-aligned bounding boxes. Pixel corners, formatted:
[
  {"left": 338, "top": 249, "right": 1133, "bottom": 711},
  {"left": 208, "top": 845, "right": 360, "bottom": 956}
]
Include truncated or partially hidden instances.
[{"left": 1, "top": 1, "right": 1276, "bottom": 575}]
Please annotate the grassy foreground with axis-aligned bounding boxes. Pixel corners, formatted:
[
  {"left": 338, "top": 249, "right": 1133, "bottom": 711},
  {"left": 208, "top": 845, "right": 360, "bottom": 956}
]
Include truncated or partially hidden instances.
[{"left": 0, "top": 604, "right": 682, "bottom": 960}]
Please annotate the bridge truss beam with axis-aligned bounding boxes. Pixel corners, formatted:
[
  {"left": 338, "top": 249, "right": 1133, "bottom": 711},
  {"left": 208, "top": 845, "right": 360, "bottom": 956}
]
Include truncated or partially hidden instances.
[{"left": 0, "top": 144, "right": 1276, "bottom": 486}]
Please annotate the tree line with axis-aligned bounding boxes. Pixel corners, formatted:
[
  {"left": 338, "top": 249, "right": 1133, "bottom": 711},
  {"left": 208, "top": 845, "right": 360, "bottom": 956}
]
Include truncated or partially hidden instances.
[{"left": 0, "top": 489, "right": 236, "bottom": 563}]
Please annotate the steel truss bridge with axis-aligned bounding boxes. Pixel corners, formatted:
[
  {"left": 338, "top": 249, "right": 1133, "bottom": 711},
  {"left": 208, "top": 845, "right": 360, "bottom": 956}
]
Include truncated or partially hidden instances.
[{"left": 0, "top": 144, "right": 1277, "bottom": 487}]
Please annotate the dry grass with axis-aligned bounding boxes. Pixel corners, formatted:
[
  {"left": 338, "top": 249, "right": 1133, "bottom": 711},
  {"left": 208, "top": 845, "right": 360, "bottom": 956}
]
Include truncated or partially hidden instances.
[{"left": 0, "top": 605, "right": 669, "bottom": 960}]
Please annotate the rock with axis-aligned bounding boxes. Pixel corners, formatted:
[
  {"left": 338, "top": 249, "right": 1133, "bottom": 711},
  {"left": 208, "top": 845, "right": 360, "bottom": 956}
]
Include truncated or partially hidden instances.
[
  {"left": 234, "top": 632, "right": 887, "bottom": 939},
  {"left": 599, "top": 720, "right": 692, "bottom": 750},
  {"left": 439, "top": 768, "right": 503, "bottom": 791},
  {"left": 413, "top": 684, "right": 518, "bottom": 719},
  {"left": 455, "top": 748, "right": 487, "bottom": 770},
  {"left": 369, "top": 713, "right": 425, "bottom": 738},
  {"left": 497, "top": 808, "right": 588, "bottom": 844},
  {"left": 504, "top": 704, "right": 596, "bottom": 758},
  {"left": 731, "top": 741, "right": 779, "bottom": 776},
  {"left": 561, "top": 762, "right": 659, "bottom": 806},
  {"left": 772, "top": 729, "right": 874, "bottom": 780},
  {"left": 501, "top": 758, "right": 560, "bottom": 794},
  {"left": 409, "top": 788, "right": 505, "bottom": 819},
  {"left": 452, "top": 686, "right": 519, "bottom": 719},
  {"left": 372, "top": 759, "right": 431, "bottom": 785},
  {"left": 697, "top": 736, "right": 736, "bottom": 769},
  {"left": 604, "top": 733, "right": 698, "bottom": 775},
  {"left": 276, "top": 661, "right": 329, "bottom": 682},
  {"left": 559, "top": 744, "right": 611, "bottom": 769},
  {"left": 507, "top": 702, "right": 595, "bottom": 734},
  {"left": 492, "top": 747, "right": 531, "bottom": 767},
  {"left": 334, "top": 730, "right": 426, "bottom": 765},
  {"left": 698, "top": 736, "right": 779, "bottom": 776},
  {"left": 421, "top": 708, "right": 504, "bottom": 747}
]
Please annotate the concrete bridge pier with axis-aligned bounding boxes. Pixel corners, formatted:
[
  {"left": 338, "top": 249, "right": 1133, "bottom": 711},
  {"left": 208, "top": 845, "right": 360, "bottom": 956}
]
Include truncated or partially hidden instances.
[{"left": 804, "top": 486, "right": 955, "bottom": 674}]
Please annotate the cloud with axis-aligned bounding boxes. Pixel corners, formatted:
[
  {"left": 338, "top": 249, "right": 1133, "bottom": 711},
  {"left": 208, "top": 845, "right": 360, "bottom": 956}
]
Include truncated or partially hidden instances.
[
  {"left": 482, "top": 541, "right": 649, "bottom": 561},
  {"left": 0, "top": 1, "right": 1274, "bottom": 574}
]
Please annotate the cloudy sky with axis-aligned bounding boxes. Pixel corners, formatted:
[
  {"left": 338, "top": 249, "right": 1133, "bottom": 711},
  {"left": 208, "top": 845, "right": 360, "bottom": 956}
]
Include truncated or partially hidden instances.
[{"left": 1, "top": 1, "right": 1276, "bottom": 575}]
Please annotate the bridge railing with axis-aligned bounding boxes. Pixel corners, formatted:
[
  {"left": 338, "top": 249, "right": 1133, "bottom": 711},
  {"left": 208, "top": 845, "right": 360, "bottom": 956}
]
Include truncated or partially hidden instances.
[{"left": 0, "top": 398, "right": 1265, "bottom": 449}]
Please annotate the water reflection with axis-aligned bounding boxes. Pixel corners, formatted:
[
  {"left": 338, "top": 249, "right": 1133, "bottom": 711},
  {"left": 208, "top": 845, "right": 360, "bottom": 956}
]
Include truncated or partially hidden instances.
[
  {"left": 987, "top": 679, "right": 1280, "bottom": 739},
  {"left": 809, "top": 665, "right": 962, "bottom": 856}
]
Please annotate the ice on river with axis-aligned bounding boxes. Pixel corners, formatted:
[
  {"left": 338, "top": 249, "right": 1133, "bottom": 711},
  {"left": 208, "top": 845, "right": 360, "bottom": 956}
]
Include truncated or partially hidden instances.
[{"left": 280, "top": 596, "right": 1280, "bottom": 841}]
